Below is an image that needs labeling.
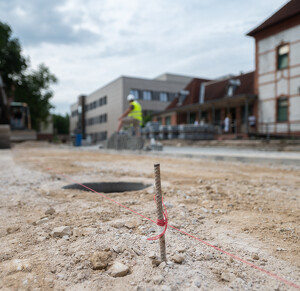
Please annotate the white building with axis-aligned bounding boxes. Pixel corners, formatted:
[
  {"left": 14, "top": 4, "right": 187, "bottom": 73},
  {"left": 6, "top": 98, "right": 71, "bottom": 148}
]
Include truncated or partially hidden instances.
[
  {"left": 70, "top": 73, "right": 193, "bottom": 141},
  {"left": 248, "top": 0, "right": 300, "bottom": 135}
]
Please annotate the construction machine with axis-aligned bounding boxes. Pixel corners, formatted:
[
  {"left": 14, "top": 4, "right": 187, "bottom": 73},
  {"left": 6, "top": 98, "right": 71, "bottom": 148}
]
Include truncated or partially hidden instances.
[
  {"left": 0, "top": 74, "right": 37, "bottom": 148},
  {"left": 0, "top": 74, "right": 11, "bottom": 148},
  {"left": 9, "top": 101, "right": 36, "bottom": 142}
]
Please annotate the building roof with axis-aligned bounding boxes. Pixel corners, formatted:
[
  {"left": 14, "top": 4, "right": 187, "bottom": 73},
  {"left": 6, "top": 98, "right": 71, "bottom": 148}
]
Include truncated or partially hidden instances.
[
  {"left": 247, "top": 0, "right": 300, "bottom": 36},
  {"left": 154, "top": 73, "right": 196, "bottom": 83},
  {"left": 165, "top": 72, "right": 254, "bottom": 111},
  {"left": 166, "top": 78, "right": 210, "bottom": 110},
  {"left": 204, "top": 71, "right": 254, "bottom": 102}
]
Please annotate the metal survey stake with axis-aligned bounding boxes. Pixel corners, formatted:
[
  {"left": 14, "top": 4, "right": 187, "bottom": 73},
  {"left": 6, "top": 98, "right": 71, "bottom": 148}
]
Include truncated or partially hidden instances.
[{"left": 154, "top": 163, "right": 167, "bottom": 262}]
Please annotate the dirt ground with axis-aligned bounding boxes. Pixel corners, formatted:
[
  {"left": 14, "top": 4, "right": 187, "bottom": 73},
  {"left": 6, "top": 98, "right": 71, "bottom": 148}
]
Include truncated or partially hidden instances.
[{"left": 0, "top": 142, "right": 299, "bottom": 291}]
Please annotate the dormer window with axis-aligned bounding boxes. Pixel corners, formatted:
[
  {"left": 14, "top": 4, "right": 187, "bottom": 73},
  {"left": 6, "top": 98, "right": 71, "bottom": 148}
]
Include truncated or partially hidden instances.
[
  {"left": 277, "top": 44, "right": 289, "bottom": 70},
  {"left": 178, "top": 94, "right": 185, "bottom": 105},
  {"left": 227, "top": 79, "right": 241, "bottom": 96},
  {"left": 177, "top": 90, "right": 189, "bottom": 105}
]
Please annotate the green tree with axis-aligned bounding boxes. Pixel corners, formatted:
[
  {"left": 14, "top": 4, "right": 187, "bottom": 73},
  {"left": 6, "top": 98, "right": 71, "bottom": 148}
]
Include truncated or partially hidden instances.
[
  {"left": 53, "top": 113, "right": 69, "bottom": 135},
  {"left": 0, "top": 21, "right": 57, "bottom": 130},
  {"left": 0, "top": 22, "right": 27, "bottom": 97},
  {"left": 142, "top": 112, "right": 152, "bottom": 127},
  {"left": 14, "top": 64, "right": 57, "bottom": 130}
]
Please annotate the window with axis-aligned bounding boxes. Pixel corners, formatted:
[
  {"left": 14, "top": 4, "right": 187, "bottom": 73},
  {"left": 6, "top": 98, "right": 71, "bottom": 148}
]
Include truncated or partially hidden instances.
[
  {"left": 177, "top": 94, "right": 186, "bottom": 105},
  {"left": 189, "top": 113, "right": 196, "bottom": 124},
  {"left": 98, "top": 96, "right": 107, "bottom": 107},
  {"left": 214, "top": 109, "right": 221, "bottom": 125},
  {"left": 143, "top": 90, "right": 152, "bottom": 101},
  {"left": 201, "top": 111, "right": 208, "bottom": 123},
  {"left": 130, "top": 89, "right": 139, "bottom": 100},
  {"left": 227, "top": 79, "right": 240, "bottom": 96},
  {"left": 159, "top": 92, "right": 168, "bottom": 102},
  {"left": 277, "top": 97, "right": 288, "bottom": 122},
  {"left": 168, "top": 93, "right": 176, "bottom": 102},
  {"left": 277, "top": 44, "right": 289, "bottom": 70},
  {"left": 165, "top": 116, "right": 171, "bottom": 125}
]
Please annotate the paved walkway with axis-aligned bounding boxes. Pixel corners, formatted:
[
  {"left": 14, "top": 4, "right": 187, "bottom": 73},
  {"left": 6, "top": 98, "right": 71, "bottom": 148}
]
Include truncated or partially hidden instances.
[
  {"left": 152, "top": 146, "right": 300, "bottom": 167},
  {"left": 82, "top": 144, "right": 300, "bottom": 167}
]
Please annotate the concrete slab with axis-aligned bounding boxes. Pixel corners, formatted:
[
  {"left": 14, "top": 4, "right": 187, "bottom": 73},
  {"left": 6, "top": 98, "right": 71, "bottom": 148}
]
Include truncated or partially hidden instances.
[
  {"left": 91, "top": 145, "right": 300, "bottom": 167},
  {"left": 149, "top": 146, "right": 300, "bottom": 167}
]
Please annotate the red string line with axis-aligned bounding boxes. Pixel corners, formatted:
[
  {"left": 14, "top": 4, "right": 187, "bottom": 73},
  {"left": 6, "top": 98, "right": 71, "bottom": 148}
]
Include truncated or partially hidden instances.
[
  {"left": 147, "top": 195, "right": 168, "bottom": 241},
  {"left": 46, "top": 168, "right": 300, "bottom": 290}
]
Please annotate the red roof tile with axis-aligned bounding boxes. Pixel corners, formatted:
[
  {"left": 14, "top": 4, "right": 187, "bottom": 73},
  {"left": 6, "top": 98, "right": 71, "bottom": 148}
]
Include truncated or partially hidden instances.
[
  {"left": 204, "top": 72, "right": 254, "bottom": 102},
  {"left": 166, "top": 78, "right": 210, "bottom": 110},
  {"left": 166, "top": 72, "right": 254, "bottom": 111},
  {"left": 248, "top": 0, "right": 300, "bottom": 36}
]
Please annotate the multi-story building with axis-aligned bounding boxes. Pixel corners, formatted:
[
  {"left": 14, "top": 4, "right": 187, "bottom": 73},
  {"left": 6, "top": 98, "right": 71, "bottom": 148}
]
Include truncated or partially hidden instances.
[
  {"left": 248, "top": 0, "right": 300, "bottom": 135},
  {"left": 153, "top": 0, "right": 300, "bottom": 138},
  {"left": 71, "top": 0, "right": 300, "bottom": 141},
  {"left": 153, "top": 72, "right": 256, "bottom": 135},
  {"left": 70, "top": 73, "right": 193, "bottom": 141}
]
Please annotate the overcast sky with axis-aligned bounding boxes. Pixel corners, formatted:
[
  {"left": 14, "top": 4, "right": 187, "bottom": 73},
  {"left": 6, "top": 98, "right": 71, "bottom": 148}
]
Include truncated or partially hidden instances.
[{"left": 0, "top": 0, "right": 289, "bottom": 115}]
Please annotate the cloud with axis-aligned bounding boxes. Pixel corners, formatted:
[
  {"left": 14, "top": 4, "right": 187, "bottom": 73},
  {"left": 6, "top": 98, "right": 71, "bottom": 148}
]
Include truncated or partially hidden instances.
[
  {"left": 0, "top": 0, "right": 289, "bottom": 114},
  {"left": 0, "top": 0, "right": 99, "bottom": 45}
]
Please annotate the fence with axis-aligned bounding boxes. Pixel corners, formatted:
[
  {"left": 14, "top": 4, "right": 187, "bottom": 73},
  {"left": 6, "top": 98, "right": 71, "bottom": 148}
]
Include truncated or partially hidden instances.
[
  {"left": 141, "top": 122, "right": 217, "bottom": 140},
  {"left": 142, "top": 120, "right": 300, "bottom": 140},
  {"left": 258, "top": 121, "right": 300, "bottom": 138}
]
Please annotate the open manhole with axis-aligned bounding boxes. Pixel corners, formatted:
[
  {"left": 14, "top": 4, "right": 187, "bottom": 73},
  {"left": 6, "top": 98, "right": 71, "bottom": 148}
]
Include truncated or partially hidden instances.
[{"left": 62, "top": 182, "right": 151, "bottom": 193}]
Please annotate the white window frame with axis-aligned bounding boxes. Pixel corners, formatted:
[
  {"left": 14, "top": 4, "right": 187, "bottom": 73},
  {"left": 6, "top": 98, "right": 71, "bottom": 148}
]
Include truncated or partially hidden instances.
[
  {"left": 130, "top": 89, "right": 139, "bottom": 100},
  {"left": 159, "top": 92, "right": 168, "bottom": 102},
  {"left": 143, "top": 90, "right": 152, "bottom": 101}
]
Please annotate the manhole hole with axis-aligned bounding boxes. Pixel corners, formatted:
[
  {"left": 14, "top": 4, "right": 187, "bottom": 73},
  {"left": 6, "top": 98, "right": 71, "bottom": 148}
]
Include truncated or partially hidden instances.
[{"left": 62, "top": 182, "right": 151, "bottom": 193}]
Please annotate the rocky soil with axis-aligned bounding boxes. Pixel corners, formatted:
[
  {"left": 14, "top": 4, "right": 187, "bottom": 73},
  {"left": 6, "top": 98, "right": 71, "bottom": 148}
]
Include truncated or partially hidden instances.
[{"left": 0, "top": 142, "right": 299, "bottom": 290}]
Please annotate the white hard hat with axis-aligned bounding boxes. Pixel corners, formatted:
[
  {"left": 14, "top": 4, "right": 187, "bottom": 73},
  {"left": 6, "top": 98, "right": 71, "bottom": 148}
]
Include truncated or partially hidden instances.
[{"left": 127, "top": 94, "right": 135, "bottom": 101}]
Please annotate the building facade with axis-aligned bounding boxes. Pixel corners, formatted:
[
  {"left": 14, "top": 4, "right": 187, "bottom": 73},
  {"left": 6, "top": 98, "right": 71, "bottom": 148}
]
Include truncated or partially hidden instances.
[
  {"left": 153, "top": 72, "right": 256, "bottom": 135},
  {"left": 70, "top": 1, "right": 300, "bottom": 141},
  {"left": 248, "top": 0, "right": 300, "bottom": 135},
  {"left": 153, "top": 0, "right": 300, "bottom": 138},
  {"left": 70, "top": 73, "right": 193, "bottom": 141}
]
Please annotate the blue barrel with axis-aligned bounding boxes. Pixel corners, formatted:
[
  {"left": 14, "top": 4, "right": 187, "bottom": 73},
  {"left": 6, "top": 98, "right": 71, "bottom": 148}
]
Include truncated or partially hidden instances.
[{"left": 75, "top": 133, "right": 82, "bottom": 146}]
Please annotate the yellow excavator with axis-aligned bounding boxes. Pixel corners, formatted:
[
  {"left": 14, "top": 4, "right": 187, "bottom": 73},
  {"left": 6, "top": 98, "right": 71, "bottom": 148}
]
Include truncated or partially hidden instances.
[
  {"left": 0, "top": 74, "right": 10, "bottom": 148},
  {"left": 0, "top": 74, "right": 36, "bottom": 148}
]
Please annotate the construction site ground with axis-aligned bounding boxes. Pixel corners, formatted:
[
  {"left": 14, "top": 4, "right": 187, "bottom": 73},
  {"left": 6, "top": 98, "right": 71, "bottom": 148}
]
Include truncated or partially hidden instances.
[{"left": 0, "top": 142, "right": 299, "bottom": 290}]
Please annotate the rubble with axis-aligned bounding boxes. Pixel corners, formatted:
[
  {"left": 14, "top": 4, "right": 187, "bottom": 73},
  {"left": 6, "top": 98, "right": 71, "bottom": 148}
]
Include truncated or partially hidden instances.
[
  {"left": 52, "top": 226, "right": 72, "bottom": 238},
  {"left": 171, "top": 254, "right": 184, "bottom": 264},
  {"left": 109, "top": 261, "right": 129, "bottom": 277},
  {"left": 221, "top": 272, "right": 236, "bottom": 282},
  {"left": 106, "top": 133, "right": 144, "bottom": 150},
  {"left": 0, "top": 143, "right": 299, "bottom": 290},
  {"left": 90, "top": 251, "right": 112, "bottom": 270},
  {"left": 7, "top": 259, "right": 32, "bottom": 273},
  {"left": 45, "top": 207, "right": 55, "bottom": 215},
  {"left": 34, "top": 217, "right": 49, "bottom": 225},
  {"left": 153, "top": 275, "right": 164, "bottom": 285},
  {"left": 6, "top": 226, "right": 20, "bottom": 234}
]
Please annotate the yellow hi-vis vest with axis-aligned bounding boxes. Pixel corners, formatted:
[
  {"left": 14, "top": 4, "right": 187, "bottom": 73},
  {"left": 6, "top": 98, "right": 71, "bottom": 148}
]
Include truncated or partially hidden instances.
[{"left": 128, "top": 101, "right": 143, "bottom": 125}]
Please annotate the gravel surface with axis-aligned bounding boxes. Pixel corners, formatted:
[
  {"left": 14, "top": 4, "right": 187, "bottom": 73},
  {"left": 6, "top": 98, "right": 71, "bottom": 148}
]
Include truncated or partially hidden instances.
[{"left": 0, "top": 142, "right": 299, "bottom": 290}]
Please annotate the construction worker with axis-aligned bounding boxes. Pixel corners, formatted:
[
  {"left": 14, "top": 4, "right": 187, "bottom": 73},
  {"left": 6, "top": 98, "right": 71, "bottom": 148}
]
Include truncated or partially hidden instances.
[{"left": 117, "top": 94, "right": 143, "bottom": 136}]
